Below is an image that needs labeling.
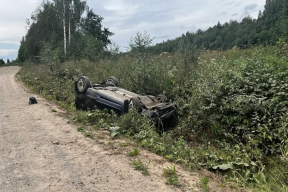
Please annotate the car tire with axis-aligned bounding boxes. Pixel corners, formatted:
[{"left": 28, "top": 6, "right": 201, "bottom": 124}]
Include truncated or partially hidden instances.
[
  {"left": 132, "top": 97, "right": 141, "bottom": 112},
  {"left": 156, "top": 94, "right": 168, "bottom": 103},
  {"left": 76, "top": 76, "right": 90, "bottom": 93},
  {"left": 75, "top": 96, "right": 83, "bottom": 110},
  {"left": 105, "top": 76, "right": 118, "bottom": 86}
]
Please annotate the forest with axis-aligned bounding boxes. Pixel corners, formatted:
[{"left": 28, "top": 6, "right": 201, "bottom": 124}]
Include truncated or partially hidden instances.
[
  {"left": 149, "top": 0, "right": 288, "bottom": 54},
  {"left": 16, "top": 0, "right": 288, "bottom": 191}
]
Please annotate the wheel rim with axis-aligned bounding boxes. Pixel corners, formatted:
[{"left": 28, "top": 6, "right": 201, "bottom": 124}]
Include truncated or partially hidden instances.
[
  {"left": 77, "top": 78, "right": 85, "bottom": 91},
  {"left": 106, "top": 78, "right": 114, "bottom": 85}
]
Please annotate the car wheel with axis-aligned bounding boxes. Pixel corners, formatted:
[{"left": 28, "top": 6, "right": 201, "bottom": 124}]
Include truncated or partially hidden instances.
[
  {"left": 105, "top": 76, "right": 118, "bottom": 86},
  {"left": 130, "top": 97, "right": 141, "bottom": 112},
  {"left": 156, "top": 94, "right": 168, "bottom": 103},
  {"left": 75, "top": 96, "right": 83, "bottom": 110},
  {"left": 75, "top": 103, "right": 82, "bottom": 110},
  {"left": 76, "top": 76, "right": 90, "bottom": 93}
]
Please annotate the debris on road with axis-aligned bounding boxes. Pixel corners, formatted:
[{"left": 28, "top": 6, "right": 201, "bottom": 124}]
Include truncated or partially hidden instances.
[
  {"left": 52, "top": 141, "right": 60, "bottom": 145},
  {"left": 29, "top": 97, "right": 38, "bottom": 104}
]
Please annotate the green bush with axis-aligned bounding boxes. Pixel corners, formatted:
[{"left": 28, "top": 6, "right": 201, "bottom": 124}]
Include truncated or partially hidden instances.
[{"left": 182, "top": 47, "right": 288, "bottom": 155}]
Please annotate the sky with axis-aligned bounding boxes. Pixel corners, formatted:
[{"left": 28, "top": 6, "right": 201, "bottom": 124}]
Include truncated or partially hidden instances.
[{"left": 0, "top": 0, "right": 266, "bottom": 61}]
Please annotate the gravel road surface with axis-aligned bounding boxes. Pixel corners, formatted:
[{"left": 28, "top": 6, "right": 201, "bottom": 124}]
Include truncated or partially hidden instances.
[{"left": 0, "top": 66, "right": 202, "bottom": 192}]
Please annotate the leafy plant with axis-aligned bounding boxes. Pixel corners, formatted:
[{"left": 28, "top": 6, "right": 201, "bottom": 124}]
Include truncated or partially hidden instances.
[
  {"left": 167, "top": 174, "right": 179, "bottom": 186},
  {"left": 129, "top": 31, "right": 154, "bottom": 54},
  {"left": 132, "top": 159, "right": 150, "bottom": 176},
  {"left": 163, "top": 166, "right": 179, "bottom": 186},
  {"left": 127, "top": 148, "right": 140, "bottom": 157},
  {"left": 85, "top": 132, "right": 92, "bottom": 137},
  {"left": 77, "top": 127, "right": 85, "bottom": 132},
  {"left": 163, "top": 166, "right": 176, "bottom": 177},
  {"left": 201, "top": 177, "right": 209, "bottom": 192}
]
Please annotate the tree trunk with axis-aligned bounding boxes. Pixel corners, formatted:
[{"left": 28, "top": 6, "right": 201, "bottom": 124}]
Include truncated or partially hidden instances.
[
  {"left": 63, "top": 0, "right": 66, "bottom": 57},
  {"left": 69, "top": 1, "right": 72, "bottom": 45},
  {"left": 69, "top": 17, "right": 71, "bottom": 45}
]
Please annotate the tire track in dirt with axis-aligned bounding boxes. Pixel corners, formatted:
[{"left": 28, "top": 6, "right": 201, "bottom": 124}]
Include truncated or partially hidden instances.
[{"left": 0, "top": 66, "right": 202, "bottom": 192}]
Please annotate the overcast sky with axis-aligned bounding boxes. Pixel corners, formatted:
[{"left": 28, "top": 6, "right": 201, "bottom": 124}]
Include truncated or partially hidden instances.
[{"left": 0, "top": 0, "right": 265, "bottom": 61}]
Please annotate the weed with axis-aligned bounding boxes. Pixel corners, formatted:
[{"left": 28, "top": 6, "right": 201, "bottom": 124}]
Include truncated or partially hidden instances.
[
  {"left": 127, "top": 148, "right": 140, "bottom": 157},
  {"left": 201, "top": 177, "right": 209, "bottom": 192},
  {"left": 77, "top": 127, "right": 85, "bottom": 132},
  {"left": 132, "top": 159, "right": 150, "bottom": 176},
  {"left": 119, "top": 141, "right": 132, "bottom": 147},
  {"left": 106, "top": 141, "right": 114, "bottom": 146},
  {"left": 163, "top": 166, "right": 176, "bottom": 177},
  {"left": 163, "top": 166, "right": 179, "bottom": 186},
  {"left": 85, "top": 132, "right": 92, "bottom": 137},
  {"left": 167, "top": 174, "right": 179, "bottom": 186}
]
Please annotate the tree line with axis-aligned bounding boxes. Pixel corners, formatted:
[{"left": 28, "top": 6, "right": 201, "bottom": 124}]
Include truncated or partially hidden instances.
[
  {"left": 17, "top": 0, "right": 288, "bottom": 62},
  {"left": 18, "top": 0, "right": 114, "bottom": 63},
  {"left": 148, "top": 0, "right": 288, "bottom": 54},
  {"left": 0, "top": 59, "right": 10, "bottom": 66}
]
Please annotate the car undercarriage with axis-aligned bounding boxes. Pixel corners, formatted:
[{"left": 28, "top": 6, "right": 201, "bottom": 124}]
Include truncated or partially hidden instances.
[{"left": 74, "top": 76, "right": 177, "bottom": 125}]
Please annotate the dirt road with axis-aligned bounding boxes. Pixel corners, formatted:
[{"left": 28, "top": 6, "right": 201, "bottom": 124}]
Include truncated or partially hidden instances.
[{"left": 0, "top": 66, "right": 203, "bottom": 192}]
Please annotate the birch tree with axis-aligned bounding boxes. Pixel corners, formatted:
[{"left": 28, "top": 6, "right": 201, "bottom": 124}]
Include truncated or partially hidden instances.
[
  {"left": 18, "top": 0, "right": 113, "bottom": 62},
  {"left": 63, "top": 0, "right": 67, "bottom": 56}
]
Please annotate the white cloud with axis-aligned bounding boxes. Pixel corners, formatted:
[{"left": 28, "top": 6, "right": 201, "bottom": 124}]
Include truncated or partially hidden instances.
[
  {"left": 103, "top": 0, "right": 143, "bottom": 16},
  {"left": 0, "top": 0, "right": 42, "bottom": 59},
  {"left": 99, "top": 0, "right": 266, "bottom": 48},
  {"left": 0, "top": 23, "right": 26, "bottom": 44}
]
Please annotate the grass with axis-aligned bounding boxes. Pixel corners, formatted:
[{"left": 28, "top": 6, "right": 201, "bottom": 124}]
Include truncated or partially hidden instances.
[
  {"left": 127, "top": 148, "right": 140, "bottom": 157},
  {"left": 163, "top": 166, "right": 179, "bottom": 186},
  {"left": 163, "top": 166, "right": 176, "bottom": 177},
  {"left": 201, "top": 177, "right": 209, "bottom": 192},
  {"left": 77, "top": 127, "right": 85, "bottom": 132},
  {"left": 17, "top": 43, "right": 288, "bottom": 191},
  {"left": 132, "top": 159, "right": 150, "bottom": 176}
]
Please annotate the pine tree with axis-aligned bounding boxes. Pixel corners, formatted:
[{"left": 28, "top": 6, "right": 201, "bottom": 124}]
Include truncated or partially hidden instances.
[{"left": 0, "top": 59, "right": 5, "bottom": 65}]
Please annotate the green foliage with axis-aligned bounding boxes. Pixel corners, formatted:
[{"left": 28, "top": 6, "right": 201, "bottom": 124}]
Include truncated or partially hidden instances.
[
  {"left": 255, "top": 156, "right": 288, "bottom": 192},
  {"left": 18, "top": 43, "right": 288, "bottom": 191},
  {"left": 117, "top": 108, "right": 154, "bottom": 137},
  {"left": 77, "top": 127, "right": 85, "bottom": 132},
  {"left": 185, "top": 46, "right": 288, "bottom": 156},
  {"left": 18, "top": 0, "right": 113, "bottom": 62},
  {"left": 18, "top": 37, "right": 28, "bottom": 62},
  {"left": 81, "top": 10, "right": 114, "bottom": 47},
  {"left": 167, "top": 174, "right": 179, "bottom": 186},
  {"left": 129, "top": 31, "right": 154, "bottom": 54},
  {"left": 82, "top": 35, "right": 104, "bottom": 62},
  {"left": 163, "top": 166, "right": 179, "bottom": 186},
  {"left": 201, "top": 177, "right": 209, "bottom": 192},
  {"left": 127, "top": 148, "right": 140, "bottom": 157},
  {"left": 0, "top": 59, "right": 5, "bottom": 65},
  {"left": 40, "top": 42, "right": 65, "bottom": 63},
  {"left": 163, "top": 166, "right": 176, "bottom": 177},
  {"left": 132, "top": 159, "right": 150, "bottom": 176},
  {"left": 105, "top": 42, "right": 121, "bottom": 60}
]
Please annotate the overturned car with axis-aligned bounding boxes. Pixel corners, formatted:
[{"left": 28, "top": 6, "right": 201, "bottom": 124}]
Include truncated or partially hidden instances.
[{"left": 74, "top": 76, "right": 177, "bottom": 124}]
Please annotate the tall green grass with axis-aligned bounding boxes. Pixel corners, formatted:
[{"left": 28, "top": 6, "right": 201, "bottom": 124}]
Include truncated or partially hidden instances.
[{"left": 18, "top": 43, "right": 288, "bottom": 191}]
